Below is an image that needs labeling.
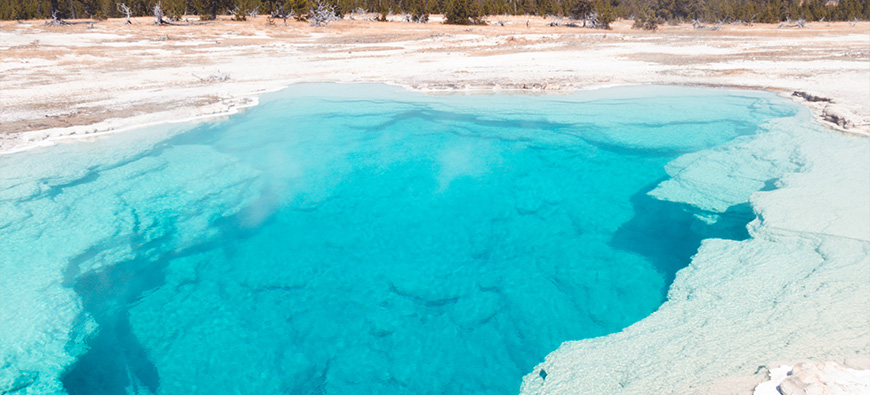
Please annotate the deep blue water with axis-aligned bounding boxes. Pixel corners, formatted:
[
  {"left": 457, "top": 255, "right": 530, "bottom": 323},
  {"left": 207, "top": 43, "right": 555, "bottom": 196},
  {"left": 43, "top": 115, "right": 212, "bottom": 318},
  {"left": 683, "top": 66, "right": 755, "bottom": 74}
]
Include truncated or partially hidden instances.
[{"left": 0, "top": 84, "right": 799, "bottom": 394}]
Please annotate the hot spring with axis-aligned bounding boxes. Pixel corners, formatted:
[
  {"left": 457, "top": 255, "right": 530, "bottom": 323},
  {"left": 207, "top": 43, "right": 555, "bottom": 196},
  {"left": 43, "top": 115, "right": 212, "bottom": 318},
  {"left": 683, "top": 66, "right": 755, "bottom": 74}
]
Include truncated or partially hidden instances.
[{"left": 0, "top": 84, "right": 804, "bottom": 394}]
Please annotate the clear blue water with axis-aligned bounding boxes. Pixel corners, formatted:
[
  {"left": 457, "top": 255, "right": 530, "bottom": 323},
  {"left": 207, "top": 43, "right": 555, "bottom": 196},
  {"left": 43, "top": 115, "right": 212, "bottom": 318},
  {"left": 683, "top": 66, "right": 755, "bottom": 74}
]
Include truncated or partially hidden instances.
[{"left": 0, "top": 84, "right": 799, "bottom": 394}]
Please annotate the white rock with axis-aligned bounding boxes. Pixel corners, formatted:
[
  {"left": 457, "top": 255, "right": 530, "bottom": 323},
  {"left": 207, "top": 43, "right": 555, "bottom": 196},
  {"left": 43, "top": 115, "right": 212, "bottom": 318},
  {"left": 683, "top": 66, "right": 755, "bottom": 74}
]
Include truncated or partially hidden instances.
[
  {"left": 822, "top": 105, "right": 854, "bottom": 129},
  {"left": 755, "top": 361, "right": 870, "bottom": 395}
]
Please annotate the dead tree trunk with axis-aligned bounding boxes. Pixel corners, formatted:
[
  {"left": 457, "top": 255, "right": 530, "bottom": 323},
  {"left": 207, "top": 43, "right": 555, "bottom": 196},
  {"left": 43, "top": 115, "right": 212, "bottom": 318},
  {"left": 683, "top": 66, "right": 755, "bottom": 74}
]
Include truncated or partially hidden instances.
[
  {"left": 45, "top": 9, "right": 71, "bottom": 25},
  {"left": 153, "top": 2, "right": 167, "bottom": 25},
  {"left": 67, "top": 0, "right": 76, "bottom": 19},
  {"left": 117, "top": 3, "right": 132, "bottom": 24},
  {"left": 309, "top": 1, "right": 339, "bottom": 26}
]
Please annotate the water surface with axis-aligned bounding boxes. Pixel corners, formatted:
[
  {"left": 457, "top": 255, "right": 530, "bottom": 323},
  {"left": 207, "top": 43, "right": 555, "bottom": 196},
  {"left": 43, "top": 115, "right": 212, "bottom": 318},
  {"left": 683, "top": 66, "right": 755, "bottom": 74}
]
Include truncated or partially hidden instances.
[{"left": 0, "top": 84, "right": 800, "bottom": 394}]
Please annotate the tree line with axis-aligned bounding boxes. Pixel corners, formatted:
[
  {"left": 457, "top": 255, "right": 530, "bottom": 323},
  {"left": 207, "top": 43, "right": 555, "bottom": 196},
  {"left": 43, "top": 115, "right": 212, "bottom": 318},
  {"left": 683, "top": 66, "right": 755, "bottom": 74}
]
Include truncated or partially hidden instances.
[{"left": 1, "top": 0, "right": 867, "bottom": 25}]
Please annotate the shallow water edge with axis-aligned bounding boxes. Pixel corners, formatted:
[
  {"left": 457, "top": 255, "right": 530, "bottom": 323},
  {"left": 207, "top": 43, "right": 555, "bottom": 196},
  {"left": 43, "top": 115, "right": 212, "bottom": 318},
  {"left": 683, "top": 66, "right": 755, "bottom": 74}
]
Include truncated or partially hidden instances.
[{"left": 2, "top": 80, "right": 863, "bottom": 158}]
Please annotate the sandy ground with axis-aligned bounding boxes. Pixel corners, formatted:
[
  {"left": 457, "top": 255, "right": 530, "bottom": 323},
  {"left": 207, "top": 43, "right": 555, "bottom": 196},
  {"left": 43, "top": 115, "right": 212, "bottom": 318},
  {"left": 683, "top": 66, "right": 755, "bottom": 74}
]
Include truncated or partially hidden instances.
[{"left": 0, "top": 16, "right": 868, "bottom": 153}]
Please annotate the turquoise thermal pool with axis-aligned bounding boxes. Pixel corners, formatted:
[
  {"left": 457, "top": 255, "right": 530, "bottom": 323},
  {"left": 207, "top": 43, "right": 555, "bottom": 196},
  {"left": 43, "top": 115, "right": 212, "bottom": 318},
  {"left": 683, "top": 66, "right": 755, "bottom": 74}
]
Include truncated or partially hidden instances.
[{"left": 0, "top": 84, "right": 806, "bottom": 394}]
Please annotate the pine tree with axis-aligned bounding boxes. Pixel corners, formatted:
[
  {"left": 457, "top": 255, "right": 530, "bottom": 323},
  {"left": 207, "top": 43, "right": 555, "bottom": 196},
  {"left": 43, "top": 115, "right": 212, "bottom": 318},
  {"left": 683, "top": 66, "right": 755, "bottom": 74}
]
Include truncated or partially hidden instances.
[
  {"left": 196, "top": 0, "right": 231, "bottom": 19},
  {"left": 409, "top": 0, "right": 428, "bottom": 22},
  {"left": 593, "top": 0, "right": 615, "bottom": 27},
  {"left": 568, "top": 0, "right": 591, "bottom": 20},
  {"left": 445, "top": 0, "right": 471, "bottom": 23},
  {"left": 162, "top": 0, "right": 187, "bottom": 19},
  {"left": 286, "top": 0, "right": 309, "bottom": 18}
]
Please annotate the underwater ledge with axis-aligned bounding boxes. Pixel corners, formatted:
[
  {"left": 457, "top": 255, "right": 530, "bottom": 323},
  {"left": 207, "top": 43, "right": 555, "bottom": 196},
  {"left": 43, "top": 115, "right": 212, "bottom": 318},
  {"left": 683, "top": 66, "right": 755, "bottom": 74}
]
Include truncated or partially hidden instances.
[{"left": 520, "top": 105, "right": 870, "bottom": 394}]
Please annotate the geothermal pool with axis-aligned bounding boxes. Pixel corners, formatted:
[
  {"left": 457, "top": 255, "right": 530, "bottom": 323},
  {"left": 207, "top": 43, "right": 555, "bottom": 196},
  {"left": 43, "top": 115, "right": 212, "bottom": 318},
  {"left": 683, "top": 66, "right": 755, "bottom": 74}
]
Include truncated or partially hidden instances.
[{"left": 0, "top": 84, "right": 807, "bottom": 394}]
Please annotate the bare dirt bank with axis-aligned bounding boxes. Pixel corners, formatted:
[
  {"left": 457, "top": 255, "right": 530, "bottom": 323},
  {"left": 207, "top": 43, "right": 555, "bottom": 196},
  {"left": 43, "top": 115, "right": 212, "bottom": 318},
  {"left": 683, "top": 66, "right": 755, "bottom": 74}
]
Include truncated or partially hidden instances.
[{"left": 1, "top": 16, "right": 868, "bottom": 153}]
